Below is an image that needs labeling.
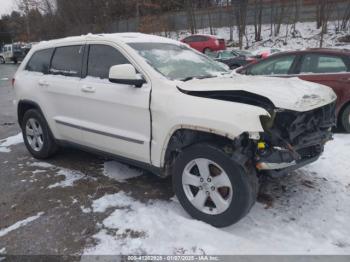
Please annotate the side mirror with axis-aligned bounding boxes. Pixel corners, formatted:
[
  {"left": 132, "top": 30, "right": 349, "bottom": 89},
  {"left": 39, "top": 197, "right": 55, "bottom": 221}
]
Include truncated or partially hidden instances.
[{"left": 109, "top": 64, "right": 145, "bottom": 88}]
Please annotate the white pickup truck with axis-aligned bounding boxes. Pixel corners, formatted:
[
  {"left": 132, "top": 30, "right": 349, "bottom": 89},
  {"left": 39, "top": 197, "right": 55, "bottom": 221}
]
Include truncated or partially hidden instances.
[
  {"left": 0, "top": 44, "right": 26, "bottom": 64},
  {"left": 13, "top": 33, "right": 337, "bottom": 227}
]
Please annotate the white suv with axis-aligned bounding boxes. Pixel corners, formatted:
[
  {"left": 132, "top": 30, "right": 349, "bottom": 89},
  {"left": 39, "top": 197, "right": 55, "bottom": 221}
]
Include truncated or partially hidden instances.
[{"left": 14, "top": 33, "right": 337, "bottom": 227}]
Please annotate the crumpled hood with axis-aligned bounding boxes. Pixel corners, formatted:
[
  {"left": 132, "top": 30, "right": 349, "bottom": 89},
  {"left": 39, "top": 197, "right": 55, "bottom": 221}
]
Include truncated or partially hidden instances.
[{"left": 177, "top": 75, "right": 337, "bottom": 112}]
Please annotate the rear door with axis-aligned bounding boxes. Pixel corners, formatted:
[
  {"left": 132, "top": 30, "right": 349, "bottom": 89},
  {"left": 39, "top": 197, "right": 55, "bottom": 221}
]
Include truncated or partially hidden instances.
[
  {"left": 296, "top": 53, "right": 350, "bottom": 112},
  {"left": 188, "top": 36, "right": 206, "bottom": 52},
  {"left": 75, "top": 43, "right": 151, "bottom": 163},
  {"left": 41, "top": 44, "right": 86, "bottom": 143}
]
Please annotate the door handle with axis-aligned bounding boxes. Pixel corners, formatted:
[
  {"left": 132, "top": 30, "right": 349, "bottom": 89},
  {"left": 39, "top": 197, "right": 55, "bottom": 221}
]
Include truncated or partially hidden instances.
[
  {"left": 81, "top": 86, "right": 96, "bottom": 93},
  {"left": 38, "top": 79, "right": 49, "bottom": 87}
]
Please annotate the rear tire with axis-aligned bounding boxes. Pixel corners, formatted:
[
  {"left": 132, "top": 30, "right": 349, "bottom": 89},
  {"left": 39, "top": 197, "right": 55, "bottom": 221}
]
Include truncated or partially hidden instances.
[
  {"left": 22, "top": 109, "right": 58, "bottom": 159},
  {"left": 172, "top": 143, "right": 258, "bottom": 228},
  {"left": 340, "top": 104, "right": 350, "bottom": 133}
]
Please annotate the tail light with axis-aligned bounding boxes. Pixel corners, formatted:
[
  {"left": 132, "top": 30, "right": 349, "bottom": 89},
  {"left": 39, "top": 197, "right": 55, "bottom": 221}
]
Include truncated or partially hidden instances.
[{"left": 12, "top": 78, "right": 15, "bottom": 88}]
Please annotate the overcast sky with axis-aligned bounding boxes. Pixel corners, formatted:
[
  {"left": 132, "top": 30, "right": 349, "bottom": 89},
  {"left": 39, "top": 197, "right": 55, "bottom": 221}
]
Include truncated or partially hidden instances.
[{"left": 0, "top": 0, "right": 16, "bottom": 16}]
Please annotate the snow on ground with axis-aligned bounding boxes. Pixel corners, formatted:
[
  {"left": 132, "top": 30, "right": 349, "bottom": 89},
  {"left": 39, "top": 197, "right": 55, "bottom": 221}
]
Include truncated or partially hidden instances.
[
  {"left": 103, "top": 161, "right": 143, "bottom": 182},
  {"left": 0, "top": 248, "right": 5, "bottom": 254},
  {"left": 84, "top": 134, "right": 350, "bottom": 255},
  {"left": 29, "top": 162, "right": 55, "bottom": 169},
  {"left": 80, "top": 206, "right": 92, "bottom": 213},
  {"left": 29, "top": 161, "right": 85, "bottom": 189},
  {"left": 167, "top": 21, "right": 350, "bottom": 51},
  {"left": 48, "top": 169, "right": 85, "bottom": 189},
  {"left": 0, "top": 133, "right": 23, "bottom": 153},
  {"left": 0, "top": 212, "right": 44, "bottom": 238}
]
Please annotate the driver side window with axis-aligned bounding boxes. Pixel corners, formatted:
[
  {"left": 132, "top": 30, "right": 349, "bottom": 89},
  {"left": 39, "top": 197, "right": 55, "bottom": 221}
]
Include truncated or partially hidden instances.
[
  {"left": 87, "top": 45, "right": 130, "bottom": 79},
  {"left": 249, "top": 55, "right": 296, "bottom": 75}
]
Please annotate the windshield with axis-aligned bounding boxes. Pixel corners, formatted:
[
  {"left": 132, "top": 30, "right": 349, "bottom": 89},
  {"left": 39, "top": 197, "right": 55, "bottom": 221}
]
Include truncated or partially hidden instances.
[{"left": 128, "top": 42, "right": 229, "bottom": 80}]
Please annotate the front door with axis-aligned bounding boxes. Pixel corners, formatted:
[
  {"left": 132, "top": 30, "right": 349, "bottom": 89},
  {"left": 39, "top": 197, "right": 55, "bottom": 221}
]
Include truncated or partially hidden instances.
[{"left": 76, "top": 44, "right": 151, "bottom": 163}]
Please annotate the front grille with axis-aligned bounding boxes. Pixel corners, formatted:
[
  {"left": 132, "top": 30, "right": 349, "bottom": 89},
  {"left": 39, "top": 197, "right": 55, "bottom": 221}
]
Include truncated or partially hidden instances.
[{"left": 272, "top": 102, "right": 336, "bottom": 148}]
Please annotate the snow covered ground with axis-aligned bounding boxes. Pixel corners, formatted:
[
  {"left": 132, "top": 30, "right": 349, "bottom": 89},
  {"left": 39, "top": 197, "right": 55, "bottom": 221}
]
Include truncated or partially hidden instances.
[
  {"left": 0, "top": 133, "right": 23, "bottom": 153},
  {"left": 166, "top": 21, "right": 350, "bottom": 51},
  {"left": 83, "top": 134, "right": 350, "bottom": 255},
  {"left": 1, "top": 131, "right": 349, "bottom": 255},
  {"left": 0, "top": 212, "right": 44, "bottom": 238}
]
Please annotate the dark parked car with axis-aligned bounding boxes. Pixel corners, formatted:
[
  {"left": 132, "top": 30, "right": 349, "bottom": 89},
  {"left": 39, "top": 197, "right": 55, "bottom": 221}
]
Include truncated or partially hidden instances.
[
  {"left": 181, "top": 34, "right": 226, "bottom": 54},
  {"left": 237, "top": 48, "right": 350, "bottom": 132},
  {"left": 210, "top": 50, "right": 258, "bottom": 69}
]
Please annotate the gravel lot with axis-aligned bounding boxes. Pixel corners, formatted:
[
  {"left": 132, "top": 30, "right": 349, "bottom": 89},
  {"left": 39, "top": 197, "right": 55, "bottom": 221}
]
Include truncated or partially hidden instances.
[{"left": 0, "top": 64, "right": 349, "bottom": 257}]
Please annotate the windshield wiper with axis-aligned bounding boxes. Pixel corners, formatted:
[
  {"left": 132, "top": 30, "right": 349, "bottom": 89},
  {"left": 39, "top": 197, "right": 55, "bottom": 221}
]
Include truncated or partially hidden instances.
[{"left": 181, "top": 75, "right": 216, "bottom": 82}]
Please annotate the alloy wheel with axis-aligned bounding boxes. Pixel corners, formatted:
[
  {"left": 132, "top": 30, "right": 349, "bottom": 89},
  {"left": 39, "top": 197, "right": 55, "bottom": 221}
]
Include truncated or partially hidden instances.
[
  {"left": 182, "top": 158, "right": 233, "bottom": 215},
  {"left": 25, "top": 118, "right": 44, "bottom": 152}
]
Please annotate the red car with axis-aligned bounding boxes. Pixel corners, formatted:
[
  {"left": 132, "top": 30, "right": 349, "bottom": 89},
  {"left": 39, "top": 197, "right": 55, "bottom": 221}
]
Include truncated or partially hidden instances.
[
  {"left": 181, "top": 34, "right": 226, "bottom": 54},
  {"left": 237, "top": 48, "right": 350, "bottom": 133}
]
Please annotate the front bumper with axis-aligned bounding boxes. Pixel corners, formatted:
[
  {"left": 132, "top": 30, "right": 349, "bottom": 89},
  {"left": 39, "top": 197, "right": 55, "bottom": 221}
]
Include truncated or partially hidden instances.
[
  {"left": 257, "top": 154, "right": 321, "bottom": 177},
  {"left": 254, "top": 102, "right": 335, "bottom": 177}
]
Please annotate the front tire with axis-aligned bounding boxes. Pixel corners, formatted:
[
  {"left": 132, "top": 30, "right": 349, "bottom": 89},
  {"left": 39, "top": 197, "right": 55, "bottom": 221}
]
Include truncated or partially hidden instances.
[
  {"left": 22, "top": 109, "right": 58, "bottom": 159},
  {"left": 340, "top": 104, "right": 350, "bottom": 133},
  {"left": 172, "top": 143, "right": 258, "bottom": 228},
  {"left": 0, "top": 57, "right": 5, "bottom": 64}
]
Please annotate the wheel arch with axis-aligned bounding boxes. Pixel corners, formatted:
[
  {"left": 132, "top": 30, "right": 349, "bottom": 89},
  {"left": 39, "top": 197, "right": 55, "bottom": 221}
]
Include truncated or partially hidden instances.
[
  {"left": 160, "top": 127, "right": 237, "bottom": 177},
  {"left": 17, "top": 100, "right": 45, "bottom": 127},
  {"left": 338, "top": 100, "right": 350, "bottom": 117},
  {"left": 338, "top": 100, "right": 350, "bottom": 129}
]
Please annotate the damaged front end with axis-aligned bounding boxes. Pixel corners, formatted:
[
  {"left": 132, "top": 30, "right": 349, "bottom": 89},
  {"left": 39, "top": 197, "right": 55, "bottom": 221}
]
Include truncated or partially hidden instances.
[{"left": 252, "top": 102, "right": 336, "bottom": 176}]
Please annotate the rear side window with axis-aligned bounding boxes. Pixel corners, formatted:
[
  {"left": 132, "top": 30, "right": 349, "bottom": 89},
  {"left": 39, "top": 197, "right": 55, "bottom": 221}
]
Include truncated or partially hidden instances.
[
  {"left": 300, "top": 54, "right": 348, "bottom": 74},
  {"left": 183, "top": 36, "right": 195, "bottom": 43},
  {"left": 25, "top": 48, "right": 54, "bottom": 74},
  {"left": 50, "top": 45, "right": 84, "bottom": 77},
  {"left": 184, "top": 36, "right": 208, "bottom": 42},
  {"left": 87, "top": 45, "right": 130, "bottom": 79},
  {"left": 249, "top": 55, "right": 296, "bottom": 75}
]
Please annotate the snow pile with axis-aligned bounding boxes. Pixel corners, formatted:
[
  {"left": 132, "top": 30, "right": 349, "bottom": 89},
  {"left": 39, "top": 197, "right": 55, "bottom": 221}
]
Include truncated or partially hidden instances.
[
  {"left": 103, "top": 161, "right": 143, "bottom": 183},
  {"left": 84, "top": 134, "right": 350, "bottom": 255},
  {"left": 0, "top": 212, "right": 44, "bottom": 238},
  {"left": 0, "top": 133, "right": 23, "bottom": 153}
]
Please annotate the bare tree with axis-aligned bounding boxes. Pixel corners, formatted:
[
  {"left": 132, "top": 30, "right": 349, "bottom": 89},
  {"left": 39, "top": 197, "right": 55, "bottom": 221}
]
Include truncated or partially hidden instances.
[
  {"left": 226, "top": 0, "right": 234, "bottom": 41},
  {"left": 185, "top": 0, "right": 197, "bottom": 34},
  {"left": 317, "top": 0, "right": 336, "bottom": 47},
  {"left": 273, "top": 0, "right": 288, "bottom": 37},
  {"left": 291, "top": 0, "right": 302, "bottom": 34},
  {"left": 233, "top": 0, "right": 248, "bottom": 49},
  {"left": 341, "top": 2, "right": 350, "bottom": 31},
  {"left": 253, "top": 0, "right": 263, "bottom": 42},
  {"left": 16, "top": 0, "right": 39, "bottom": 41}
]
